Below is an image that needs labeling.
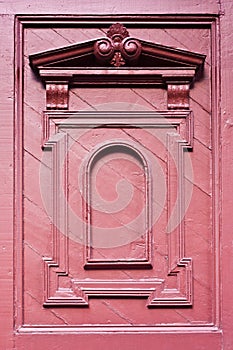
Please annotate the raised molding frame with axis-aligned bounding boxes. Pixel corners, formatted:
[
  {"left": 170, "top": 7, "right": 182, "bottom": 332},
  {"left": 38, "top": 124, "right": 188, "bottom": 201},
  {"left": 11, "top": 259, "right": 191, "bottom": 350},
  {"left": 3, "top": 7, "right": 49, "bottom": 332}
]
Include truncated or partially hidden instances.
[
  {"left": 14, "top": 14, "right": 220, "bottom": 331},
  {"left": 42, "top": 110, "right": 193, "bottom": 307}
]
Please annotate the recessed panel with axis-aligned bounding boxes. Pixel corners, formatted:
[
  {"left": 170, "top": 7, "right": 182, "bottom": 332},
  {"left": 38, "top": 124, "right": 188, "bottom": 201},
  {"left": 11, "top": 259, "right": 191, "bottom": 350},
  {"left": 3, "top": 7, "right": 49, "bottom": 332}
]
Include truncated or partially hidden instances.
[{"left": 84, "top": 142, "right": 152, "bottom": 269}]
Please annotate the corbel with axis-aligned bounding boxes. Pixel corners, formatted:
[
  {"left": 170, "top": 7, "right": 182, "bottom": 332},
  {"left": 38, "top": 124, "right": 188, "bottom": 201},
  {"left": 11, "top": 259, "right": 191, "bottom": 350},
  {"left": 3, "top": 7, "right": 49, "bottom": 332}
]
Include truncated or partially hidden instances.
[
  {"left": 163, "top": 72, "right": 195, "bottom": 110},
  {"left": 167, "top": 83, "right": 190, "bottom": 110},
  {"left": 29, "top": 23, "right": 205, "bottom": 111},
  {"left": 45, "top": 81, "right": 69, "bottom": 110}
]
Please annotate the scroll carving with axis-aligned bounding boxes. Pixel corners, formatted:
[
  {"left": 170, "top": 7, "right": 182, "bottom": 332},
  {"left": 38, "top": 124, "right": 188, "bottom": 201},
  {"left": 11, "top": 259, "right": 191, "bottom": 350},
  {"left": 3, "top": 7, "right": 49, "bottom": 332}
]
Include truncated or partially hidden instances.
[
  {"left": 46, "top": 83, "right": 69, "bottom": 110},
  {"left": 94, "top": 23, "right": 141, "bottom": 67},
  {"left": 167, "top": 84, "right": 190, "bottom": 109}
]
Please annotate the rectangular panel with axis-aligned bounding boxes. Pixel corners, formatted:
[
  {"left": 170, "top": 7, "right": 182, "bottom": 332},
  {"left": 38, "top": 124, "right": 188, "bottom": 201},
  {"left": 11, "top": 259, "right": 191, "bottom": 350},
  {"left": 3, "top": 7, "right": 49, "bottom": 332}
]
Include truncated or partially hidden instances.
[
  {"left": 15, "top": 16, "right": 219, "bottom": 338},
  {"left": 39, "top": 111, "right": 191, "bottom": 308},
  {"left": 84, "top": 140, "right": 152, "bottom": 269}
]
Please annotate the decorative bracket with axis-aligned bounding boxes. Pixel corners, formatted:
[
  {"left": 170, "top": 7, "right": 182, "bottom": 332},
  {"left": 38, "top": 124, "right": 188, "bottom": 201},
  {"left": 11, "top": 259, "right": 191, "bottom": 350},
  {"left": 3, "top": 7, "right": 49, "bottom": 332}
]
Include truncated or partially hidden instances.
[
  {"left": 29, "top": 23, "right": 205, "bottom": 111},
  {"left": 167, "top": 83, "right": 190, "bottom": 109},
  {"left": 46, "top": 82, "right": 69, "bottom": 110}
]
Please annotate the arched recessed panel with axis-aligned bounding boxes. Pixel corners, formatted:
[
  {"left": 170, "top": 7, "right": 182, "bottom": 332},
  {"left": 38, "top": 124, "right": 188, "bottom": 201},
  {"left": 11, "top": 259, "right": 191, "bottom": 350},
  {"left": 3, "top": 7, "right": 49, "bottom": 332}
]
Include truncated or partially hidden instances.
[{"left": 83, "top": 141, "right": 152, "bottom": 269}]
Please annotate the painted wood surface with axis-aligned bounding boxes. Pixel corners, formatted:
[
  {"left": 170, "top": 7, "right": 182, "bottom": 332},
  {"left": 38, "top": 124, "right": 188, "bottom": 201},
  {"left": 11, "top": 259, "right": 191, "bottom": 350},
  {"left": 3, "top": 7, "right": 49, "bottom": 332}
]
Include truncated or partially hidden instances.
[{"left": 0, "top": 1, "right": 232, "bottom": 349}]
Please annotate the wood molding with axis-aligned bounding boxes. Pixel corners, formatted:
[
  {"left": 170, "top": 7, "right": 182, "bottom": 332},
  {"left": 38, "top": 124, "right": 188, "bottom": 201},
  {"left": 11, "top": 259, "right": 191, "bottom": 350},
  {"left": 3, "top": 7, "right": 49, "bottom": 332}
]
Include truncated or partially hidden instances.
[
  {"left": 167, "top": 84, "right": 190, "bottom": 109},
  {"left": 94, "top": 23, "right": 142, "bottom": 67},
  {"left": 46, "top": 83, "right": 69, "bottom": 110},
  {"left": 29, "top": 23, "right": 205, "bottom": 110},
  {"left": 42, "top": 110, "right": 193, "bottom": 307},
  {"left": 14, "top": 15, "right": 220, "bottom": 331}
]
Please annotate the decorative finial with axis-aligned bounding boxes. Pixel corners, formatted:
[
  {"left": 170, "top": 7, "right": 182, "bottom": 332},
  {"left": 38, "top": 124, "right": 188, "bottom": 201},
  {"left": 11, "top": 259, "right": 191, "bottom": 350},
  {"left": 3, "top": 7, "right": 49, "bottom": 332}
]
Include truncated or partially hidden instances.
[
  {"left": 94, "top": 23, "right": 141, "bottom": 67},
  {"left": 107, "top": 23, "right": 129, "bottom": 40}
]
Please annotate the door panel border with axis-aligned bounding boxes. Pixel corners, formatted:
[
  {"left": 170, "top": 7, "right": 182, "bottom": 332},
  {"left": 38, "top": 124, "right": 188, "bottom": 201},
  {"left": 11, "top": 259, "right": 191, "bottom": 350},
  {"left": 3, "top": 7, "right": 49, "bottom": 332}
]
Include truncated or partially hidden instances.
[{"left": 14, "top": 14, "right": 220, "bottom": 333}]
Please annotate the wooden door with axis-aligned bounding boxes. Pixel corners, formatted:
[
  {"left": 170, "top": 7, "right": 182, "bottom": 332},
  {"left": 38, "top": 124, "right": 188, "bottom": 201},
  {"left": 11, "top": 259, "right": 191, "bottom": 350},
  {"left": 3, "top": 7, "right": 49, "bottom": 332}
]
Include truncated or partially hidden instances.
[{"left": 1, "top": 2, "right": 233, "bottom": 349}]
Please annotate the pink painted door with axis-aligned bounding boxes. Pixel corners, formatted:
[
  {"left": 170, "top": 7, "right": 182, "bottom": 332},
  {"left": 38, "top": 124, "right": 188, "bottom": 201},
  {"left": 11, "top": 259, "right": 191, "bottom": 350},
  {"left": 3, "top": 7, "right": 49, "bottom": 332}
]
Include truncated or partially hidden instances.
[{"left": 1, "top": 2, "right": 233, "bottom": 349}]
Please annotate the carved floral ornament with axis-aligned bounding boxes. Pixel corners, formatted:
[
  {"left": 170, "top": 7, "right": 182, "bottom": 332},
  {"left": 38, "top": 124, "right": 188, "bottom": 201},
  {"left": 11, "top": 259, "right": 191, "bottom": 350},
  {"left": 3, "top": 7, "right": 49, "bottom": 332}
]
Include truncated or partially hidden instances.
[
  {"left": 94, "top": 23, "right": 142, "bottom": 67},
  {"left": 29, "top": 22, "right": 206, "bottom": 110}
]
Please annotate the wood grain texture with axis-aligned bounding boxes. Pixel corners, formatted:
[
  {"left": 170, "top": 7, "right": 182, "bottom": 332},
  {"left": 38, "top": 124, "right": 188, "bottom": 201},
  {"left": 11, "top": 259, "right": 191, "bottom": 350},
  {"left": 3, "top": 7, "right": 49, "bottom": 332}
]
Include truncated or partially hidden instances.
[
  {"left": 0, "top": 0, "right": 220, "bottom": 15},
  {"left": 39, "top": 111, "right": 193, "bottom": 308},
  {"left": 2, "top": 0, "right": 233, "bottom": 348},
  {"left": 29, "top": 23, "right": 205, "bottom": 111},
  {"left": 15, "top": 332, "right": 222, "bottom": 350},
  {"left": 13, "top": 15, "right": 219, "bottom": 347},
  {"left": 220, "top": 1, "right": 233, "bottom": 349},
  {"left": 0, "top": 14, "right": 14, "bottom": 350}
]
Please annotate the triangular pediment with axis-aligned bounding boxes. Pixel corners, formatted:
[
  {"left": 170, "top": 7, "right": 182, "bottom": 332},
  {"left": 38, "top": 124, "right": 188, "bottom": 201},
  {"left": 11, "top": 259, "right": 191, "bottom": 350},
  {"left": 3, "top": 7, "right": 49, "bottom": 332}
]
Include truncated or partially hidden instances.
[
  {"left": 29, "top": 23, "right": 206, "bottom": 111},
  {"left": 30, "top": 23, "right": 205, "bottom": 74}
]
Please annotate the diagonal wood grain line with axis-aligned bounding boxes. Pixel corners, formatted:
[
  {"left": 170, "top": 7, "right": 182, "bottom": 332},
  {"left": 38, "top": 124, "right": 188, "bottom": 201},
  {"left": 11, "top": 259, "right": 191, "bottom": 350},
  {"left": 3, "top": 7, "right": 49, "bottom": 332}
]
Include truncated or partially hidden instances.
[
  {"left": 24, "top": 195, "right": 49, "bottom": 218},
  {"left": 85, "top": 247, "right": 133, "bottom": 279},
  {"left": 174, "top": 309, "right": 193, "bottom": 324},
  {"left": 185, "top": 176, "right": 211, "bottom": 197},
  {"left": 52, "top": 27, "right": 105, "bottom": 42},
  {"left": 52, "top": 28, "right": 77, "bottom": 44},
  {"left": 193, "top": 136, "right": 211, "bottom": 150},
  {"left": 30, "top": 29, "right": 60, "bottom": 49},
  {"left": 101, "top": 301, "right": 134, "bottom": 325},
  {"left": 162, "top": 28, "right": 211, "bottom": 66},
  {"left": 24, "top": 240, "right": 42, "bottom": 257},
  {"left": 70, "top": 90, "right": 98, "bottom": 111},
  {"left": 26, "top": 291, "right": 69, "bottom": 325},
  {"left": 24, "top": 101, "right": 43, "bottom": 117},
  {"left": 122, "top": 129, "right": 167, "bottom": 165},
  {"left": 193, "top": 275, "right": 212, "bottom": 291},
  {"left": 190, "top": 227, "right": 211, "bottom": 245},
  {"left": 131, "top": 88, "right": 160, "bottom": 110},
  {"left": 24, "top": 149, "right": 50, "bottom": 169},
  {"left": 190, "top": 96, "right": 211, "bottom": 114}
]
